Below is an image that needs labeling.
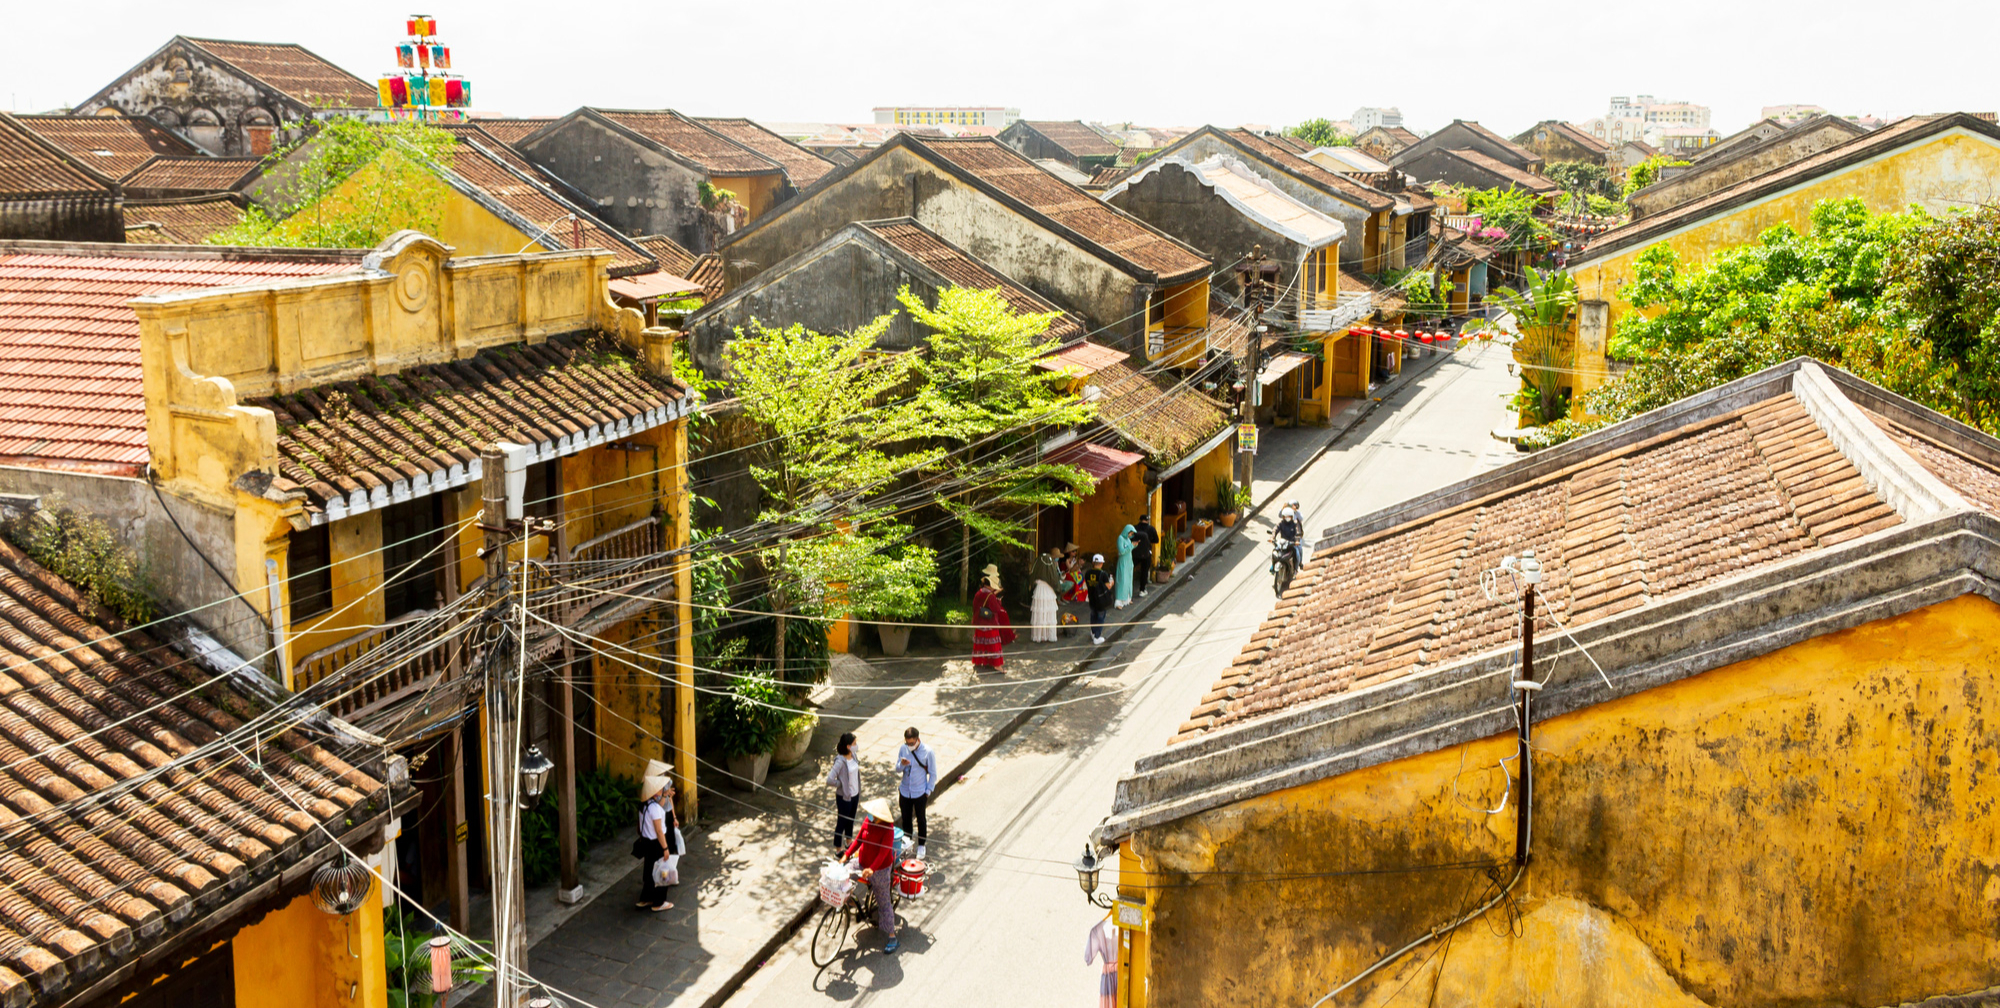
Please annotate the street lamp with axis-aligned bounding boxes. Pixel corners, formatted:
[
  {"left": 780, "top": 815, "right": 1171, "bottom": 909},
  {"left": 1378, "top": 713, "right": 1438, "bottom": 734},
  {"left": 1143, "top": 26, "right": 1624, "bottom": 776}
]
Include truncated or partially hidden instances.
[
  {"left": 1074, "top": 844, "right": 1115, "bottom": 908},
  {"left": 519, "top": 744, "right": 555, "bottom": 809}
]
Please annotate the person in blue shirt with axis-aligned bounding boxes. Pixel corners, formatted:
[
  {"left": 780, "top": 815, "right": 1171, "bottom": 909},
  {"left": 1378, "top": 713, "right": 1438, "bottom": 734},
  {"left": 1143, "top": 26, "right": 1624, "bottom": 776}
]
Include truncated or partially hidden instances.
[{"left": 897, "top": 726, "right": 937, "bottom": 859}]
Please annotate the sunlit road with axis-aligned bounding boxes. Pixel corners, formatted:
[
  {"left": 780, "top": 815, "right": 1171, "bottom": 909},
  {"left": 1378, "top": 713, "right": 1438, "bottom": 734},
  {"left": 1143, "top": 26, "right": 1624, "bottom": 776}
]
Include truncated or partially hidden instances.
[{"left": 726, "top": 344, "right": 1518, "bottom": 1007}]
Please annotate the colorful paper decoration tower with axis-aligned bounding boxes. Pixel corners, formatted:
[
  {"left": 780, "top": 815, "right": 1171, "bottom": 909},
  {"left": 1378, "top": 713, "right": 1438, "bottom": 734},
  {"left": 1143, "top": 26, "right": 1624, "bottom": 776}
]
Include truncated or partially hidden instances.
[{"left": 379, "top": 16, "right": 468, "bottom": 114}]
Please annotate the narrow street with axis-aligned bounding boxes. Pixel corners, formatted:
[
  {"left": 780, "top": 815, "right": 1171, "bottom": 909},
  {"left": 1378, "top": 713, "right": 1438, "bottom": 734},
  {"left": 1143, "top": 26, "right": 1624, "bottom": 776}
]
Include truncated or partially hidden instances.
[{"left": 724, "top": 343, "right": 1518, "bottom": 1007}]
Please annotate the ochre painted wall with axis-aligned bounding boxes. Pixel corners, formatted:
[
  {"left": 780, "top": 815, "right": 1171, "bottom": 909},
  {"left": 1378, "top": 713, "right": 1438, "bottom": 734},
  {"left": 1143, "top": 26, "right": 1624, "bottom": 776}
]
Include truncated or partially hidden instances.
[
  {"left": 232, "top": 885, "right": 386, "bottom": 1008},
  {"left": 729, "top": 172, "right": 788, "bottom": 222},
  {"left": 1567, "top": 129, "right": 2000, "bottom": 408},
  {"left": 1189, "top": 440, "right": 1233, "bottom": 515},
  {"left": 1074, "top": 465, "right": 1150, "bottom": 563},
  {"left": 1123, "top": 593, "right": 2000, "bottom": 1007}
]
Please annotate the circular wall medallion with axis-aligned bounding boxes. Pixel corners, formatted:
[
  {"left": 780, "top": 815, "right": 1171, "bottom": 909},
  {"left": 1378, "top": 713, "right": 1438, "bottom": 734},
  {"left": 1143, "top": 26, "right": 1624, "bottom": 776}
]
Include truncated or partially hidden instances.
[{"left": 395, "top": 261, "right": 432, "bottom": 312}]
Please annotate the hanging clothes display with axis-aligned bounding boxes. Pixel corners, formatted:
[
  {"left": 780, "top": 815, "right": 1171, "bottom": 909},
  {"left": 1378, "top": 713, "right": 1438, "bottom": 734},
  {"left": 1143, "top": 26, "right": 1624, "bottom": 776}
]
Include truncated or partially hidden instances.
[
  {"left": 433, "top": 45, "right": 450, "bottom": 69},
  {"left": 377, "top": 78, "right": 396, "bottom": 108},
  {"left": 459, "top": 80, "right": 472, "bottom": 106},
  {"left": 428, "top": 77, "right": 448, "bottom": 108},
  {"left": 388, "top": 77, "right": 408, "bottom": 107},
  {"left": 1084, "top": 918, "right": 1118, "bottom": 1008},
  {"left": 416, "top": 43, "right": 430, "bottom": 67},
  {"left": 445, "top": 79, "right": 464, "bottom": 107},
  {"left": 396, "top": 44, "right": 414, "bottom": 68}
]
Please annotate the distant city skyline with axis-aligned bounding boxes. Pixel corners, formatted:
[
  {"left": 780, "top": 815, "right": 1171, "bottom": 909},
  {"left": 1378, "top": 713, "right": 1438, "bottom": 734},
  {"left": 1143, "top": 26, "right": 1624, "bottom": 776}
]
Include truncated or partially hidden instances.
[{"left": 0, "top": 0, "right": 1987, "bottom": 138}]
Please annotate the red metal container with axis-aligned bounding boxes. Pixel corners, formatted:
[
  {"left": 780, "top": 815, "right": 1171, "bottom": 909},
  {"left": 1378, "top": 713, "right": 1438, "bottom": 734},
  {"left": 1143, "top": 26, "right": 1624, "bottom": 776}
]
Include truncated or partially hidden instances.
[{"left": 894, "top": 859, "right": 926, "bottom": 897}]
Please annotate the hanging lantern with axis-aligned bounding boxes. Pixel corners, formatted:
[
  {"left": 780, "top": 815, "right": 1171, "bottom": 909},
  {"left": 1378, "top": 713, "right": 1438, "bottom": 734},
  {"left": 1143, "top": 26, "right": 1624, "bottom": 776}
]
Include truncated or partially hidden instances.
[
  {"left": 310, "top": 855, "right": 374, "bottom": 915},
  {"left": 520, "top": 745, "right": 555, "bottom": 809},
  {"left": 1394, "top": 330, "right": 1408, "bottom": 341},
  {"left": 428, "top": 936, "right": 453, "bottom": 993},
  {"left": 1419, "top": 333, "right": 1434, "bottom": 343}
]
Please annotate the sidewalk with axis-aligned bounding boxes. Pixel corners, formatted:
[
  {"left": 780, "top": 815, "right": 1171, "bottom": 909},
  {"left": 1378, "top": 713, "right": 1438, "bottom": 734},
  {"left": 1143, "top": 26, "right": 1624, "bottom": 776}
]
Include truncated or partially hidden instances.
[{"left": 514, "top": 347, "right": 1458, "bottom": 1008}]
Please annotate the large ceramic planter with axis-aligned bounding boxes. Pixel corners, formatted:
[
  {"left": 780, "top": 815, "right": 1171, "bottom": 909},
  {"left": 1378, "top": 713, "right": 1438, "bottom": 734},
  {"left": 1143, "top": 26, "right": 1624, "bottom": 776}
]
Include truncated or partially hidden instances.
[
  {"left": 937, "top": 624, "right": 973, "bottom": 649},
  {"left": 1217, "top": 512, "right": 1239, "bottom": 528},
  {"left": 771, "top": 715, "right": 817, "bottom": 771},
  {"left": 724, "top": 752, "right": 771, "bottom": 791},
  {"left": 877, "top": 623, "right": 913, "bottom": 657}
]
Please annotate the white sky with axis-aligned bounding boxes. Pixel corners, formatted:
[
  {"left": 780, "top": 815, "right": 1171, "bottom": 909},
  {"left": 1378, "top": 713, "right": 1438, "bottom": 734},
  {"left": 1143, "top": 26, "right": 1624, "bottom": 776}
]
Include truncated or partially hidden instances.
[{"left": 2, "top": 0, "right": 1990, "bottom": 138}]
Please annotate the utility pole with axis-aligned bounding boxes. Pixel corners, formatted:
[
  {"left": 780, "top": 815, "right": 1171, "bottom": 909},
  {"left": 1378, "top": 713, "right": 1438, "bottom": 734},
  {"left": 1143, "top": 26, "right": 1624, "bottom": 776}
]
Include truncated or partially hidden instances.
[
  {"left": 480, "top": 443, "right": 531, "bottom": 1007},
  {"left": 1237, "top": 245, "right": 1274, "bottom": 496},
  {"left": 1510, "top": 550, "right": 1543, "bottom": 867}
]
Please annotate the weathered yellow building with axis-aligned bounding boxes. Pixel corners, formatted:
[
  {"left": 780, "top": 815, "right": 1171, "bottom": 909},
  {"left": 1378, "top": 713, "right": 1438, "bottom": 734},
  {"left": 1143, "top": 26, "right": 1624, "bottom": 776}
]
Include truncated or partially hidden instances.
[
  {"left": 135, "top": 230, "right": 701, "bottom": 936},
  {"left": 1093, "top": 359, "right": 2000, "bottom": 1006},
  {"left": 1562, "top": 112, "right": 2000, "bottom": 415}
]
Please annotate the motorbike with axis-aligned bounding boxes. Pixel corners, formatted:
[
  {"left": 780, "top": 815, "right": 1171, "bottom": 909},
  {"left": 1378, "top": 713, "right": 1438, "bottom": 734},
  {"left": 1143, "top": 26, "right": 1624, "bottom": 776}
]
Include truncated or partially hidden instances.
[{"left": 1271, "top": 533, "right": 1298, "bottom": 597}]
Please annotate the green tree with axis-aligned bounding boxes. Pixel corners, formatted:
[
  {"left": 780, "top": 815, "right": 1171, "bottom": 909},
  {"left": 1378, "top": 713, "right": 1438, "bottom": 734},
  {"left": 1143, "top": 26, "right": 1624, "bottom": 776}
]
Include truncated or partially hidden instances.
[
  {"left": 898, "top": 285, "right": 1096, "bottom": 600},
  {"left": 725, "top": 316, "right": 941, "bottom": 684},
  {"left": 1286, "top": 118, "right": 1350, "bottom": 148},
  {"left": 1545, "top": 161, "right": 1614, "bottom": 201},
  {"left": 1621, "top": 154, "right": 1691, "bottom": 198},
  {"left": 1470, "top": 266, "right": 1580, "bottom": 425},
  {"left": 210, "top": 119, "right": 458, "bottom": 248}
]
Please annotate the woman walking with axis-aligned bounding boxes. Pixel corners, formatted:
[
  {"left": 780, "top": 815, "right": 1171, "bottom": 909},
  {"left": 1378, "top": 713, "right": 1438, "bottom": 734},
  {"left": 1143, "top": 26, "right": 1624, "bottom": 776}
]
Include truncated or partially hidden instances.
[
  {"left": 971, "top": 564, "right": 1015, "bottom": 670},
  {"left": 633, "top": 767, "right": 678, "bottom": 912},
  {"left": 1114, "top": 524, "right": 1137, "bottom": 609},
  {"left": 1030, "top": 547, "right": 1062, "bottom": 643},
  {"left": 826, "top": 732, "right": 861, "bottom": 850}
]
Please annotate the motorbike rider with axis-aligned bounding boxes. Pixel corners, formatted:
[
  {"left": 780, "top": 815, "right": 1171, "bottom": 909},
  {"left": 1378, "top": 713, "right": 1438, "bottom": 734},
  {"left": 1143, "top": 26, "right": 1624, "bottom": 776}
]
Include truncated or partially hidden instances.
[{"left": 1274, "top": 506, "right": 1306, "bottom": 573}]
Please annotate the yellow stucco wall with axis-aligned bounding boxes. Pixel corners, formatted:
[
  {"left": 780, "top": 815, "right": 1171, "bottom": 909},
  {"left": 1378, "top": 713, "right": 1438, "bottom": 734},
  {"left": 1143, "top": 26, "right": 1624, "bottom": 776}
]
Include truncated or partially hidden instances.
[
  {"left": 1124, "top": 593, "right": 2000, "bottom": 1007},
  {"left": 232, "top": 885, "right": 386, "bottom": 1008},
  {"left": 436, "top": 188, "right": 544, "bottom": 258},
  {"left": 1567, "top": 128, "right": 2000, "bottom": 407},
  {"left": 1075, "top": 465, "right": 1150, "bottom": 562},
  {"left": 1189, "top": 440, "right": 1234, "bottom": 515},
  {"left": 729, "top": 172, "right": 788, "bottom": 222}
]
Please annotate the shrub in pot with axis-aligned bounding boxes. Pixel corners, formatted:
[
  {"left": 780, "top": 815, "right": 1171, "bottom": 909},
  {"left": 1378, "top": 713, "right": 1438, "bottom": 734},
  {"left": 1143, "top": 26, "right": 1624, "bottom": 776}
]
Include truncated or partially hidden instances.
[
  {"left": 845, "top": 539, "right": 937, "bottom": 658},
  {"left": 771, "top": 710, "right": 819, "bottom": 771},
  {"left": 933, "top": 601, "right": 973, "bottom": 649},
  {"left": 707, "top": 672, "right": 793, "bottom": 791}
]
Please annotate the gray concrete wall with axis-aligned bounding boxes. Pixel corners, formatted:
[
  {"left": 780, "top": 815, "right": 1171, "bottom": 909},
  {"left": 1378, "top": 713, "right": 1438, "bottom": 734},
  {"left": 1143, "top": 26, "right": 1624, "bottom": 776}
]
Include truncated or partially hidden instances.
[
  {"left": 1106, "top": 162, "right": 1311, "bottom": 301},
  {"left": 77, "top": 41, "right": 315, "bottom": 156},
  {"left": 1163, "top": 135, "right": 1373, "bottom": 270},
  {"left": 722, "top": 145, "right": 1150, "bottom": 348},
  {"left": 518, "top": 117, "right": 709, "bottom": 251},
  {"left": 688, "top": 237, "right": 930, "bottom": 375},
  {"left": 0, "top": 466, "right": 265, "bottom": 659}
]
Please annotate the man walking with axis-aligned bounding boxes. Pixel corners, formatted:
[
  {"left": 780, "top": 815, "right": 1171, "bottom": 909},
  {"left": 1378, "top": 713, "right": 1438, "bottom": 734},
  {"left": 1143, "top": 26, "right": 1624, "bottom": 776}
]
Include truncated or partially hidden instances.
[
  {"left": 1132, "top": 515, "right": 1159, "bottom": 597},
  {"left": 897, "top": 727, "right": 937, "bottom": 859},
  {"left": 1083, "top": 554, "right": 1114, "bottom": 645}
]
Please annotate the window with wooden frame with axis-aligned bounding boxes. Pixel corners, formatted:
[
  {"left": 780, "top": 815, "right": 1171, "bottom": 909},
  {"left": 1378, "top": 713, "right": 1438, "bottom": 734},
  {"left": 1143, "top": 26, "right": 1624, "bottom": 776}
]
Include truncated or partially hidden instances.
[{"left": 288, "top": 525, "right": 333, "bottom": 621}]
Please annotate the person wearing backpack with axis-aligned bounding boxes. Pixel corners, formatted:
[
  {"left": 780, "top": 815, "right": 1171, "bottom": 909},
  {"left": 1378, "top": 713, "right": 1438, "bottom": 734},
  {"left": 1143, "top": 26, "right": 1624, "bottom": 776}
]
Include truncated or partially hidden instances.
[
  {"left": 632, "top": 766, "right": 681, "bottom": 912},
  {"left": 826, "top": 732, "right": 861, "bottom": 850}
]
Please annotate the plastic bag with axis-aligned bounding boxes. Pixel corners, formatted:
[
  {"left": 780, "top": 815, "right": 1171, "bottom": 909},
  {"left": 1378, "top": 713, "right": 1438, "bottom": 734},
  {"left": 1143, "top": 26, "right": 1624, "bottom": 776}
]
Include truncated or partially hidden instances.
[
  {"left": 818, "top": 859, "right": 854, "bottom": 907},
  {"left": 653, "top": 854, "right": 680, "bottom": 888}
]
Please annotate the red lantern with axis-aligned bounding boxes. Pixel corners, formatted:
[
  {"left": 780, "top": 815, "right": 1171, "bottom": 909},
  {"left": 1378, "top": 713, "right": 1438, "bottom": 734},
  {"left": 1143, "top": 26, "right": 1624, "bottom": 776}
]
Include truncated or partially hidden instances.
[
  {"left": 1419, "top": 333, "right": 1434, "bottom": 343},
  {"left": 1394, "top": 330, "right": 1408, "bottom": 341}
]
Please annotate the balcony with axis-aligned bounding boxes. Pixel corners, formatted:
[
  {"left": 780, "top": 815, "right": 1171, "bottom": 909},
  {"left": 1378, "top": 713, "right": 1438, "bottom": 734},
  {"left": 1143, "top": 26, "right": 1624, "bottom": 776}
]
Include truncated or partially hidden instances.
[
  {"left": 1146, "top": 325, "right": 1207, "bottom": 368},
  {"left": 292, "top": 607, "right": 464, "bottom": 721},
  {"left": 525, "top": 515, "right": 677, "bottom": 652}
]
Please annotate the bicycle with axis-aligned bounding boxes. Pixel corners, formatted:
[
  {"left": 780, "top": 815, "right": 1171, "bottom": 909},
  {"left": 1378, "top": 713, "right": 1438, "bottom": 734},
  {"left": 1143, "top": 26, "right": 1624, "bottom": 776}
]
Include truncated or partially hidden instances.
[{"left": 810, "top": 865, "right": 906, "bottom": 967}]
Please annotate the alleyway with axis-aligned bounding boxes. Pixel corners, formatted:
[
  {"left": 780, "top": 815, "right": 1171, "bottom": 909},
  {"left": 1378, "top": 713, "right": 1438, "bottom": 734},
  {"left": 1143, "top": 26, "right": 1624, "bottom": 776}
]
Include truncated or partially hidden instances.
[{"left": 717, "top": 342, "right": 1519, "bottom": 1006}]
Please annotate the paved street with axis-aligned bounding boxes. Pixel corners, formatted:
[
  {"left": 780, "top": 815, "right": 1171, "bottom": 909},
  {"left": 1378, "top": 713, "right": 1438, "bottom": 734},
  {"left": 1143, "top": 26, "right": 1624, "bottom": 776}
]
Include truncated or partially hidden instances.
[{"left": 721, "top": 342, "right": 1518, "bottom": 1007}]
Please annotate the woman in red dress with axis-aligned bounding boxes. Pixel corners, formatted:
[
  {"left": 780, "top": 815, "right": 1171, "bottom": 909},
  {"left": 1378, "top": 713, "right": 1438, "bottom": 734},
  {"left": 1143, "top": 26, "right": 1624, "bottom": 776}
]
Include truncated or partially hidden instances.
[{"left": 971, "top": 564, "right": 1015, "bottom": 670}]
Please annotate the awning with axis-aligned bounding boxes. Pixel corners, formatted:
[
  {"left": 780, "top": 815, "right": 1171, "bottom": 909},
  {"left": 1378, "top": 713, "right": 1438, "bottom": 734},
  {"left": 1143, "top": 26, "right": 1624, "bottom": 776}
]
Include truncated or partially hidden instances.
[
  {"left": 609, "top": 270, "right": 705, "bottom": 301},
  {"left": 1046, "top": 439, "right": 1146, "bottom": 486},
  {"left": 1257, "top": 351, "right": 1313, "bottom": 385}
]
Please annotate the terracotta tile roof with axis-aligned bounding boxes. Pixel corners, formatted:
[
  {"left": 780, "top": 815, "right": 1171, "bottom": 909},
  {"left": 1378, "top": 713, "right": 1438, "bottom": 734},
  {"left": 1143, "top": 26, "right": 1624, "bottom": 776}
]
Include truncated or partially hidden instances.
[
  {"left": 860, "top": 219, "right": 1085, "bottom": 343},
  {"left": 1452, "top": 120, "right": 1540, "bottom": 164},
  {"left": 0, "top": 536, "right": 393, "bottom": 1001},
  {"left": 632, "top": 234, "right": 696, "bottom": 276},
  {"left": 1866, "top": 410, "right": 2000, "bottom": 514},
  {"left": 1176, "top": 390, "right": 1900, "bottom": 741},
  {"left": 445, "top": 135, "right": 655, "bottom": 273},
  {"left": 693, "top": 117, "right": 834, "bottom": 187},
  {"left": 0, "top": 115, "right": 112, "bottom": 197},
  {"left": 1338, "top": 270, "right": 1406, "bottom": 316},
  {"left": 122, "top": 195, "right": 246, "bottom": 245},
  {"left": 119, "top": 156, "right": 262, "bottom": 194},
  {"left": 1545, "top": 120, "right": 1610, "bottom": 153},
  {"left": 1046, "top": 439, "right": 1144, "bottom": 484},
  {"left": 817, "top": 146, "right": 864, "bottom": 167},
  {"left": 1382, "top": 127, "right": 1419, "bottom": 146},
  {"left": 1267, "top": 133, "right": 1315, "bottom": 153},
  {"left": 1090, "top": 164, "right": 1125, "bottom": 185},
  {"left": 183, "top": 37, "right": 377, "bottom": 108},
  {"left": 0, "top": 244, "right": 362, "bottom": 470},
  {"left": 912, "top": 136, "right": 1210, "bottom": 282},
  {"left": 683, "top": 253, "right": 724, "bottom": 300},
  {"left": 1446, "top": 148, "right": 1559, "bottom": 192},
  {"left": 248, "top": 332, "right": 692, "bottom": 519},
  {"left": 469, "top": 118, "right": 556, "bottom": 145},
  {"left": 1019, "top": 121, "right": 1120, "bottom": 160},
  {"left": 1091, "top": 359, "right": 1230, "bottom": 462},
  {"left": 14, "top": 114, "right": 197, "bottom": 180},
  {"left": 1222, "top": 129, "right": 1396, "bottom": 212},
  {"left": 1036, "top": 340, "right": 1128, "bottom": 376},
  {"left": 1579, "top": 114, "right": 1989, "bottom": 265},
  {"left": 595, "top": 110, "right": 779, "bottom": 176}
]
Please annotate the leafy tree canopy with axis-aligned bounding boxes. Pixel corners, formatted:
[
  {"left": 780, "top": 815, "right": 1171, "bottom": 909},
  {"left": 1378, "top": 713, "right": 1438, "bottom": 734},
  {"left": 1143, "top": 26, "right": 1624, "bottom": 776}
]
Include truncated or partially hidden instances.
[
  {"left": 1286, "top": 118, "right": 1350, "bottom": 148},
  {"left": 1622, "top": 154, "right": 1691, "bottom": 198}
]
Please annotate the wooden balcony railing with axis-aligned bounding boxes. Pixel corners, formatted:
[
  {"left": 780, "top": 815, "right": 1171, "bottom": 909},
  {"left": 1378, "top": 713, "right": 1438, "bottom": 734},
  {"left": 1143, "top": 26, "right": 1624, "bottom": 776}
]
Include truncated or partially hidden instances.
[{"left": 291, "top": 607, "right": 462, "bottom": 718}]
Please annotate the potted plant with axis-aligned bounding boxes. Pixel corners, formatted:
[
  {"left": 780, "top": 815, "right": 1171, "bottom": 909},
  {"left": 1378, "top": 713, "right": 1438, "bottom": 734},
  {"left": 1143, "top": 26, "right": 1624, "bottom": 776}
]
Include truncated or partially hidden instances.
[
  {"left": 847, "top": 539, "right": 938, "bottom": 658},
  {"left": 1214, "top": 477, "right": 1245, "bottom": 527},
  {"left": 708, "top": 672, "right": 793, "bottom": 791},
  {"left": 771, "top": 709, "right": 820, "bottom": 771},
  {"left": 933, "top": 601, "right": 974, "bottom": 649}
]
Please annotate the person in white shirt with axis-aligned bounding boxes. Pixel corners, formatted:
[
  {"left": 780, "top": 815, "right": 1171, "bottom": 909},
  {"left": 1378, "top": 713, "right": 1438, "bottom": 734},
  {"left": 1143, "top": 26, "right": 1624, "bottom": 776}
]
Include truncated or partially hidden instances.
[
  {"left": 634, "top": 775, "right": 678, "bottom": 912},
  {"left": 826, "top": 731, "right": 862, "bottom": 850}
]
